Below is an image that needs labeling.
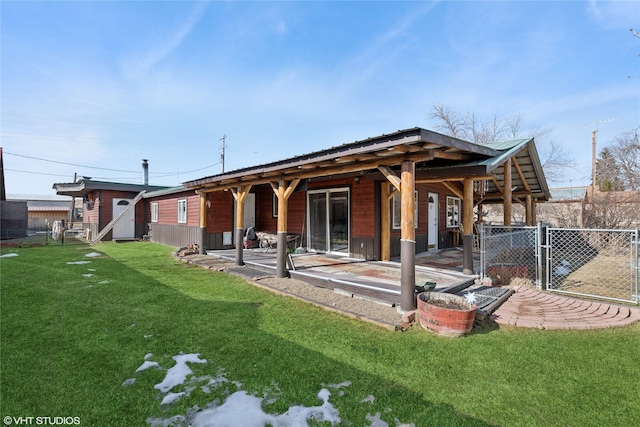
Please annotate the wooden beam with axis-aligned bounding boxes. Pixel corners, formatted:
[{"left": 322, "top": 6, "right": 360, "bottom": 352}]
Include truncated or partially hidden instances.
[
  {"left": 490, "top": 175, "right": 504, "bottom": 194},
  {"left": 512, "top": 157, "right": 531, "bottom": 192},
  {"left": 201, "top": 151, "right": 436, "bottom": 192},
  {"left": 442, "top": 181, "right": 464, "bottom": 199},
  {"left": 526, "top": 194, "right": 533, "bottom": 226},
  {"left": 378, "top": 166, "right": 401, "bottom": 192},
  {"left": 433, "top": 150, "right": 472, "bottom": 161}
]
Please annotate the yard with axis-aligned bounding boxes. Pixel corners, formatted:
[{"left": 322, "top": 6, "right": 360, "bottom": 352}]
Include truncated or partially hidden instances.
[{"left": 1, "top": 242, "right": 638, "bottom": 426}]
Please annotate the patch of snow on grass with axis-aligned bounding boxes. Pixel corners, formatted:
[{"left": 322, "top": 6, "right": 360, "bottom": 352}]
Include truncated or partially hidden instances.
[
  {"left": 85, "top": 252, "right": 102, "bottom": 257},
  {"left": 154, "top": 354, "right": 207, "bottom": 393},
  {"left": 67, "top": 261, "right": 91, "bottom": 265},
  {"left": 361, "top": 395, "right": 375, "bottom": 403},
  {"left": 138, "top": 352, "right": 413, "bottom": 427},
  {"left": 0, "top": 253, "right": 18, "bottom": 258},
  {"left": 82, "top": 274, "right": 94, "bottom": 278},
  {"left": 122, "top": 378, "right": 136, "bottom": 387},
  {"left": 161, "top": 391, "right": 186, "bottom": 406},
  {"left": 136, "top": 361, "right": 160, "bottom": 372}
]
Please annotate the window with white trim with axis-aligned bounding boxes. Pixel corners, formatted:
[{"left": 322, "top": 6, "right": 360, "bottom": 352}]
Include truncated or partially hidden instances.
[
  {"left": 392, "top": 191, "right": 418, "bottom": 229},
  {"left": 178, "top": 199, "right": 187, "bottom": 224},
  {"left": 272, "top": 193, "right": 278, "bottom": 217},
  {"left": 446, "top": 196, "right": 461, "bottom": 228},
  {"left": 151, "top": 202, "right": 158, "bottom": 223}
]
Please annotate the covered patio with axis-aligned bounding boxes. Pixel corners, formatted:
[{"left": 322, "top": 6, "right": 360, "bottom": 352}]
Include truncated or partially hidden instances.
[
  {"left": 185, "top": 127, "right": 550, "bottom": 312},
  {"left": 205, "top": 247, "right": 498, "bottom": 312}
]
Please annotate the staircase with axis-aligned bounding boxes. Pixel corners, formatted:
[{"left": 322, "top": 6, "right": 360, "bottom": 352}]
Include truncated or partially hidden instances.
[{"left": 90, "top": 190, "right": 146, "bottom": 245}]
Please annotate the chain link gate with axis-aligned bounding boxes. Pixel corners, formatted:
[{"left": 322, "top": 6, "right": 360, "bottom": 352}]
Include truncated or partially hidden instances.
[
  {"left": 546, "top": 228, "right": 639, "bottom": 304},
  {"left": 480, "top": 225, "right": 541, "bottom": 288}
]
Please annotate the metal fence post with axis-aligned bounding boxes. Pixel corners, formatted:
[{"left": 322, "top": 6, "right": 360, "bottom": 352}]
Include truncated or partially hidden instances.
[{"left": 536, "top": 222, "right": 543, "bottom": 290}]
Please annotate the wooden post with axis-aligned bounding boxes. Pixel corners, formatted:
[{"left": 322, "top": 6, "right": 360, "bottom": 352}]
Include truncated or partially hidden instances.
[
  {"left": 462, "top": 178, "right": 474, "bottom": 275},
  {"left": 198, "top": 191, "right": 207, "bottom": 254},
  {"left": 532, "top": 199, "right": 537, "bottom": 224},
  {"left": 231, "top": 185, "right": 252, "bottom": 266},
  {"left": 271, "top": 178, "right": 300, "bottom": 278},
  {"left": 400, "top": 160, "right": 416, "bottom": 311},
  {"left": 503, "top": 158, "right": 512, "bottom": 226},
  {"left": 525, "top": 194, "right": 533, "bottom": 226}
]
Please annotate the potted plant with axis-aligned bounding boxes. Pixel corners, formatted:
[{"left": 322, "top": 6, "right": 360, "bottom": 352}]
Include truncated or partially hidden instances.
[{"left": 416, "top": 292, "right": 477, "bottom": 337}]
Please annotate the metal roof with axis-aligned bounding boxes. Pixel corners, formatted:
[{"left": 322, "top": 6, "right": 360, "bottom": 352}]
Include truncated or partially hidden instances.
[
  {"left": 549, "top": 187, "right": 588, "bottom": 201},
  {"left": 52, "top": 179, "right": 170, "bottom": 198},
  {"left": 183, "top": 127, "right": 551, "bottom": 202}
]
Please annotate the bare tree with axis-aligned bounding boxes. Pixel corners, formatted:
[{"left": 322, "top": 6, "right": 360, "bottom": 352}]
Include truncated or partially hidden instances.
[
  {"left": 430, "top": 104, "right": 466, "bottom": 139},
  {"left": 540, "top": 141, "right": 575, "bottom": 183},
  {"left": 609, "top": 128, "right": 640, "bottom": 191},
  {"left": 583, "top": 191, "right": 640, "bottom": 229},
  {"left": 429, "top": 104, "right": 571, "bottom": 183}
]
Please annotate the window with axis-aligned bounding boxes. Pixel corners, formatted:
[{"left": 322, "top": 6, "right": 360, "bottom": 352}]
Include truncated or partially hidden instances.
[
  {"left": 178, "top": 199, "right": 187, "bottom": 224},
  {"left": 446, "top": 196, "right": 461, "bottom": 228},
  {"left": 392, "top": 191, "right": 418, "bottom": 229},
  {"left": 151, "top": 202, "right": 158, "bottom": 223},
  {"left": 272, "top": 193, "right": 278, "bottom": 217}
]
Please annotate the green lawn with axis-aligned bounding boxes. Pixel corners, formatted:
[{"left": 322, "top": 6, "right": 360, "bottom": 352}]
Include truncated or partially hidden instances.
[{"left": 1, "top": 242, "right": 638, "bottom": 426}]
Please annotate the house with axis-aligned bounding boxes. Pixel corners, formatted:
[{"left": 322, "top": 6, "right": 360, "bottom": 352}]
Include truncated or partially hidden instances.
[
  {"left": 53, "top": 177, "right": 170, "bottom": 242},
  {"left": 54, "top": 128, "right": 550, "bottom": 311},
  {"left": 175, "top": 127, "right": 549, "bottom": 311}
]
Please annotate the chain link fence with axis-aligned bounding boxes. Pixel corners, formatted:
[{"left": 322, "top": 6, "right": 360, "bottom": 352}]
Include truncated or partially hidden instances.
[
  {"left": 480, "top": 225, "right": 639, "bottom": 304},
  {"left": 546, "top": 228, "right": 638, "bottom": 304},
  {"left": 0, "top": 223, "right": 92, "bottom": 248},
  {"left": 480, "top": 225, "right": 540, "bottom": 287}
]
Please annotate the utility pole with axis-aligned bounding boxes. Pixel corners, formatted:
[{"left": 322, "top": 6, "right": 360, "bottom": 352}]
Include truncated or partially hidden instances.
[
  {"left": 575, "top": 117, "right": 619, "bottom": 197},
  {"left": 220, "top": 134, "right": 227, "bottom": 173}
]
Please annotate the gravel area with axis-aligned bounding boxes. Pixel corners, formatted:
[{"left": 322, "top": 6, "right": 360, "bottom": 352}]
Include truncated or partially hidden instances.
[{"left": 177, "top": 253, "right": 405, "bottom": 330}]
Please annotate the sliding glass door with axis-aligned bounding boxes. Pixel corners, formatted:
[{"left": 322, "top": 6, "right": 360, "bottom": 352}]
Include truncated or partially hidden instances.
[{"left": 307, "top": 188, "right": 349, "bottom": 254}]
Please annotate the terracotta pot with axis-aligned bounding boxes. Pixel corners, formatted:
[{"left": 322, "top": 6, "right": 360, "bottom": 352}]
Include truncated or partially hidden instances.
[{"left": 417, "top": 292, "right": 477, "bottom": 337}]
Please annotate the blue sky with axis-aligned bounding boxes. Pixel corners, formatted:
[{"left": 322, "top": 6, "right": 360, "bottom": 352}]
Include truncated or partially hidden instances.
[{"left": 2, "top": 0, "right": 639, "bottom": 195}]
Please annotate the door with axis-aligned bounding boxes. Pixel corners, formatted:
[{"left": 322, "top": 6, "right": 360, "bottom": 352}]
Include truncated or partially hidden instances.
[
  {"left": 307, "top": 188, "right": 349, "bottom": 254},
  {"left": 428, "top": 192, "right": 438, "bottom": 249},
  {"left": 244, "top": 193, "right": 255, "bottom": 228},
  {"left": 233, "top": 193, "right": 256, "bottom": 229},
  {"left": 112, "top": 198, "right": 135, "bottom": 239}
]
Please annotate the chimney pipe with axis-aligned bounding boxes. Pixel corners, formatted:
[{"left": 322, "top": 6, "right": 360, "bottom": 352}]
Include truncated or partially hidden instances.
[{"left": 142, "top": 159, "right": 149, "bottom": 185}]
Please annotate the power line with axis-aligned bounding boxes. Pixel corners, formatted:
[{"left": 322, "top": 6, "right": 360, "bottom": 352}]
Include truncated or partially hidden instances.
[
  {"left": 4, "top": 151, "right": 139, "bottom": 173},
  {"left": 4, "top": 168, "right": 73, "bottom": 178},
  {"left": 3, "top": 150, "right": 221, "bottom": 176}
]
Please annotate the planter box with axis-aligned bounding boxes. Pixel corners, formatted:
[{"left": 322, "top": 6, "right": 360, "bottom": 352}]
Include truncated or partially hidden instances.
[{"left": 417, "top": 292, "right": 477, "bottom": 337}]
